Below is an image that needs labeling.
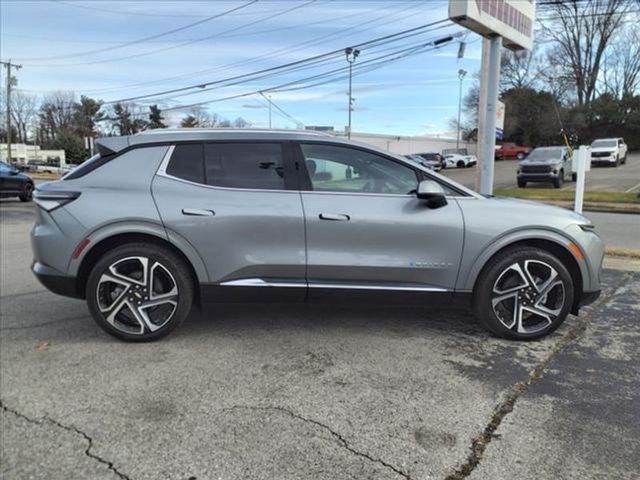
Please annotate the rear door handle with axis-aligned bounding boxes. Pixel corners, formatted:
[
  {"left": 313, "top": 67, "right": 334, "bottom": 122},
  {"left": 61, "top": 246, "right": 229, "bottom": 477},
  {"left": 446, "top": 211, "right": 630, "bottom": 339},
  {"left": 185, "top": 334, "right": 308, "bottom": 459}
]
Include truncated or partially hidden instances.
[
  {"left": 182, "top": 208, "right": 215, "bottom": 217},
  {"left": 319, "top": 213, "right": 350, "bottom": 221}
]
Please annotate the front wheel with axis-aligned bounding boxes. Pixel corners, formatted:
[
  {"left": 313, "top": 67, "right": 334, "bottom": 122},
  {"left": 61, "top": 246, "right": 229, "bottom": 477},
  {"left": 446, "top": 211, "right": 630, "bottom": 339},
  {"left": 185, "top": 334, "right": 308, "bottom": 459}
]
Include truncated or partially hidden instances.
[
  {"left": 457, "top": 160, "right": 465, "bottom": 168},
  {"left": 86, "top": 243, "right": 194, "bottom": 342},
  {"left": 473, "top": 247, "right": 574, "bottom": 340},
  {"left": 517, "top": 180, "right": 527, "bottom": 188}
]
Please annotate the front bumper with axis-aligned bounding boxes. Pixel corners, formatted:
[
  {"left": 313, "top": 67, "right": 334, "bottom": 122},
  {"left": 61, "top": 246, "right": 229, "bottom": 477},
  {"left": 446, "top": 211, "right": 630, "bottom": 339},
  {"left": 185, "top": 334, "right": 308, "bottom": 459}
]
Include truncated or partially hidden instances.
[
  {"left": 517, "top": 172, "right": 560, "bottom": 182},
  {"left": 590, "top": 157, "right": 617, "bottom": 165},
  {"left": 32, "top": 261, "right": 81, "bottom": 299}
]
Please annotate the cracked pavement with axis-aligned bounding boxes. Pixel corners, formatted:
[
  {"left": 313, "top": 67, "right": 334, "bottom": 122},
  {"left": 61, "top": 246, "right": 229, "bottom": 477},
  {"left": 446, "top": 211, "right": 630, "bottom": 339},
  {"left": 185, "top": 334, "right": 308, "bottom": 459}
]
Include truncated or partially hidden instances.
[{"left": 1, "top": 200, "right": 639, "bottom": 480}]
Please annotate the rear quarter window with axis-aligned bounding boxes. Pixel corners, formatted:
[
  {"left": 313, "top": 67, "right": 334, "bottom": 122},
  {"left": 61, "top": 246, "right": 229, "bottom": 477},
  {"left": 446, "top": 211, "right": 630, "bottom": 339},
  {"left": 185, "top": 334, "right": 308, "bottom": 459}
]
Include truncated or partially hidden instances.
[{"left": 166, "top": 144, "right": 205, "bottom": 184}]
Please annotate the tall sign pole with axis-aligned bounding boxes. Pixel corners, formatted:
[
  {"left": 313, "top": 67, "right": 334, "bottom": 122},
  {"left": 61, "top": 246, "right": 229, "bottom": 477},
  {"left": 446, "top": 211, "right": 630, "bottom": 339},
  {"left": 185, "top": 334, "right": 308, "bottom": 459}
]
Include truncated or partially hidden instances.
[
  {"left": 449, "top": 0, "right": 535, "bottom": 194},
  {"left": 2, "top": 60, "right": 22, "bottom": 164}
]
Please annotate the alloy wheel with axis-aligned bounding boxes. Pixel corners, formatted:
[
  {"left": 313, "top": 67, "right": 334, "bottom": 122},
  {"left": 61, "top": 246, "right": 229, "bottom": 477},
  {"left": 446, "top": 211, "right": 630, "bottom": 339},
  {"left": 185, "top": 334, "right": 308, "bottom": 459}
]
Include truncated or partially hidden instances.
[
  {"left": 96, "top": 256, "right": 178, "bottom": 335},
  {"left": 491, "top": 260, "right": 565, "bottom": 334}
]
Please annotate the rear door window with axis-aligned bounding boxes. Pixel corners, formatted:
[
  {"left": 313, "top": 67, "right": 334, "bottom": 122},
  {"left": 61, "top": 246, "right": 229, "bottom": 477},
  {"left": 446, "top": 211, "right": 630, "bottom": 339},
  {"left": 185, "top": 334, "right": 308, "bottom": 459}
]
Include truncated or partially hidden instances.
[{"left": 204, "top": 143, "right": 284, "bottom": 190}]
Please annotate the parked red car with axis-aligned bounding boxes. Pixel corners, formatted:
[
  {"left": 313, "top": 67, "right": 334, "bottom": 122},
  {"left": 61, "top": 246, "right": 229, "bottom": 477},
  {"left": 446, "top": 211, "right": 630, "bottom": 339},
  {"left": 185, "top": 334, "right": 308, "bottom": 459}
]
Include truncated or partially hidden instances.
[{"left": 495, "top": 143, "right": 531, "bottom": 160}]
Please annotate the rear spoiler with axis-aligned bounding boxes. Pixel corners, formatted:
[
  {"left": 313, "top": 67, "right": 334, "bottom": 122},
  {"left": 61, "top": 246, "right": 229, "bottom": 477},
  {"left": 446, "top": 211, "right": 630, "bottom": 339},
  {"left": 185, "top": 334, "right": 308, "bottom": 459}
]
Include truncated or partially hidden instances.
[{"left": 95, "top": 136, "right": 130, "bottom": 156}]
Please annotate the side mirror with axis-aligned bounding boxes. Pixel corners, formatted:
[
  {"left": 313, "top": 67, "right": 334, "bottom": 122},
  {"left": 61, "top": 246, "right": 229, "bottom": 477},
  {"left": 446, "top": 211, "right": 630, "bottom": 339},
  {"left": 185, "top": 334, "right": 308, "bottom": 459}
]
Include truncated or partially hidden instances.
[
  {"left": 10, "top": 169, "right": 20, "bottom": 175},
  {"left": 416, "top": 180, "right": 448, "bottom": 208}
]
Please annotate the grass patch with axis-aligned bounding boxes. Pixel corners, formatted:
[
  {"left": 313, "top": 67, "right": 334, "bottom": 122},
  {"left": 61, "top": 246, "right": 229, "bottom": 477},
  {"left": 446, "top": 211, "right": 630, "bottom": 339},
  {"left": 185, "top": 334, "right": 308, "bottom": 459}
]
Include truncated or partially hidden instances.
[{"left": 494, "top": 188, "right": 640, "bottom": 204}]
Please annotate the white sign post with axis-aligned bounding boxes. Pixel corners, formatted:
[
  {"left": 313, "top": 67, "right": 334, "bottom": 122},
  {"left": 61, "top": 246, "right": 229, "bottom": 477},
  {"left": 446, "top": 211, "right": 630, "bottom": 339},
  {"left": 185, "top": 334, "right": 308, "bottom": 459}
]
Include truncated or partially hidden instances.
[
  {"left": 573, "top": 145, "right": 590, "bottom": 214},
  {"left": 449, "top": 0, "right": 536, "bottom": 195}
]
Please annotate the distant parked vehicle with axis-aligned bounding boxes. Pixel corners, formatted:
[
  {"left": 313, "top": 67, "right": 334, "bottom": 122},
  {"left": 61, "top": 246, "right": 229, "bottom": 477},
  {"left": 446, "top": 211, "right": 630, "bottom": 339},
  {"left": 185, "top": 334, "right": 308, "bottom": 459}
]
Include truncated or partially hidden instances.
[
  {"left": 0, "top": 160, "right": 34, "bottom": 201},
  {"left": 404, "top": 154, "right": 442, "bottom": 172},
  {"left": 27, "top": 160, "right": 56, "bottom": 174},
  {"left": 517, "top": 146, "right": 573, "bottom": 189},
  {"left": 415, "top": 152, "right": 445, "bottom": 169},
  {"left": 443, "top": 153, "right": 477, "bottom": 169},
  {"left": 495, "top": 143, "right": 531, "bottom": 160},
  {"left": 590, "top": 138, "right": 627, "bottom": 167}
]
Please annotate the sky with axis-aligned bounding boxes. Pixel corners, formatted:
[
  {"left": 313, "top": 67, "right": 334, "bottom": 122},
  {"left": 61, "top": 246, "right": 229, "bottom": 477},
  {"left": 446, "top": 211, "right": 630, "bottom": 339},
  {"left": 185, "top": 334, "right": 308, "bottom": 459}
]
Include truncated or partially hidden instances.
[{"left": 0, "top": 0, "right": 484, "bottom": 136}]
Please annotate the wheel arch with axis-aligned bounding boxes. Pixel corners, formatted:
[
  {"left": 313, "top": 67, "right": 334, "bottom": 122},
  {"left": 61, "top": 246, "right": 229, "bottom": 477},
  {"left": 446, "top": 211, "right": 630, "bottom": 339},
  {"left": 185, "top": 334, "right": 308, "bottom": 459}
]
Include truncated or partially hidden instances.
[
  {"left": 464, "top": 234, "right": 585, "bottom": 314},
  {"left": 71, "top": 225, "right": 208, "bottom": 301}
]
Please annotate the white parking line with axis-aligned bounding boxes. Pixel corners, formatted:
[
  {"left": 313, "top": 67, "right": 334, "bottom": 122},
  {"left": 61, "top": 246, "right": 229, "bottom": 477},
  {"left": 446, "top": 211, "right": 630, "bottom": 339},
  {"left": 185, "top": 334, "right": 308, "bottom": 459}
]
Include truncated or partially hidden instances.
[{"left": 625, "top": 182, "right": 640, "bottom": 193}]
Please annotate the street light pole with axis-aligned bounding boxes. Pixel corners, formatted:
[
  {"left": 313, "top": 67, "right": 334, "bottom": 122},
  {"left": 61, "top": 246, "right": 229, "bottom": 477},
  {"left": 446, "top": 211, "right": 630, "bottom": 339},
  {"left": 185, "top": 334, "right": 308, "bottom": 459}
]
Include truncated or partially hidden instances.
[
  {"left": 456, "top": 69, "right": 467, "bottom": 153},
  {"left": 2, "top": 59, "right": 22, "bottom": 164},
  {"left": 345, "top": 47, "right": 359, "bottom": 140}
]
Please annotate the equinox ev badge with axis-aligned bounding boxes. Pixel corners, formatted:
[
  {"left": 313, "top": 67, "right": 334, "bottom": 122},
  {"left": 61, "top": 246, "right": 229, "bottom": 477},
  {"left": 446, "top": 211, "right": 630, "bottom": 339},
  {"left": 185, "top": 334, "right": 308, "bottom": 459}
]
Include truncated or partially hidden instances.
[{"left": 409, "top": 260, "right": 453, "bottom": 269}]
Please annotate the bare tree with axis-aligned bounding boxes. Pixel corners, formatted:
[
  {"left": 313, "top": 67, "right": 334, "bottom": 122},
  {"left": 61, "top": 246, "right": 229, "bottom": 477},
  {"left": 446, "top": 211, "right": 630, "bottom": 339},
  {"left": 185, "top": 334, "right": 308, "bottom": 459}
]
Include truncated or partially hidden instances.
[
  {"left": 10, "top": 90, "right": 39, "bottom": 143},
  {"left": 189, "top": 107, "right": 219, "bottom": 127},
  {"left": 538, "top": 0, "right": 629, "bottom": 105},
  {"left": 500, "top": 49, "right": 539, "bottom": 91},
  {"left": 602, "top": 23, "right": 640, "bottom": 97},
  {"left": 38, "top": 91, "right": 78, "bottom": 141}
]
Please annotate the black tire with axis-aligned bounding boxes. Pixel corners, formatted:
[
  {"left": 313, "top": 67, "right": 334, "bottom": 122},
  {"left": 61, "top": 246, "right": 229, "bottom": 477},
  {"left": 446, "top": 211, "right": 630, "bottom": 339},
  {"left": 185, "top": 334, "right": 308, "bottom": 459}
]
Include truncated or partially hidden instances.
[
  {"left": 19, "top": 182, "right": 34, "bottom": 202},
  {"left": 553, "top": 174, "right": 563, "bottom": 188},
  {"left": 457, "top": 160, "right": 465, "bottom": 168},
  {"left": 473, "top": 246, "right": 575, "bottom": 340},
  {"left": 614, "top": 155, "right": 620, "bottom": 167},
  {"left": 571, "top": 173, "right": 577, "bottom": 182},
  {"left": 86, "top": 242, "right": 194, "bottom": 342},
  {"left": 517, "top": 180, "right": 527, "bottom": 188}
]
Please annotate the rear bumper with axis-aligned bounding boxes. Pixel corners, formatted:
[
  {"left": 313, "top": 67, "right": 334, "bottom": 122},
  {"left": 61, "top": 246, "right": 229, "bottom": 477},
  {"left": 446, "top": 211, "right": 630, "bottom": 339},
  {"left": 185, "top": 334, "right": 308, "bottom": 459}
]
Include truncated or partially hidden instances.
[{"left": 31, "top": 261, "right": 81, "bottom": 299}]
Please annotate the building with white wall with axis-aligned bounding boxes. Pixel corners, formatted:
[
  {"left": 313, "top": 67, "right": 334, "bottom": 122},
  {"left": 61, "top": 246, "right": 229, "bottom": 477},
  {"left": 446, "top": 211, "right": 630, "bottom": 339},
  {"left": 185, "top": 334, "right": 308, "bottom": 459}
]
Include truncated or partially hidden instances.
[
  {"left": 0, "top": 144, "right": 66, "bottom": 166},
  {"left": 332, "top": 131, "right": 477, "bottom": 156}
]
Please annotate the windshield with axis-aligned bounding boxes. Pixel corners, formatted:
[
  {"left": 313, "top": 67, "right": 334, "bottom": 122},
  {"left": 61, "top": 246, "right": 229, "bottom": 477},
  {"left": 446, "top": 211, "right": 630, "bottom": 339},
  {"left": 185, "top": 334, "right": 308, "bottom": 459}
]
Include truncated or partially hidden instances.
[
  {"left": 525, "top": 148, "right": 563, "bottom": 161},
  {"left": 591, "top": 140, "right": 616, "bottom": 148}
]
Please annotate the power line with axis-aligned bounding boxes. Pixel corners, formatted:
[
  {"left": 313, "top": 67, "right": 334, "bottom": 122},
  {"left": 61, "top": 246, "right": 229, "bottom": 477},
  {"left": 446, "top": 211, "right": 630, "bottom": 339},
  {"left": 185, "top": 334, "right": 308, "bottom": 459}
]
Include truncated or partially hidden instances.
[
  {"left": 105, "top": 19, "right": 452, "bottom": 105},
  {"left": 136, "top": 33, "right": 462, "bottom": 115},
  {"left": 14, "top": 1, "right": 258, "bottom": 62},
  {"left": 77, "top": 0, "right": 428, "bottom": 96},
  {"left": 21, "top": 0, "right": 320, "bottom": 67}
]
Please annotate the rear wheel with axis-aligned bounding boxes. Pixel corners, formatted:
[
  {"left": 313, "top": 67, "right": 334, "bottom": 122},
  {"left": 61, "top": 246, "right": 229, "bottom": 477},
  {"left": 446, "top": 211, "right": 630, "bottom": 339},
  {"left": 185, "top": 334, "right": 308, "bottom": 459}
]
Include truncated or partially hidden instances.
[
  {"left": 473, "top": 247, "right": 574, "bottom": 340},
  {"left": 19, "top": 182, "right": 33, "bottom": 202},
  {"left": 86, "top": 243, "right": 194, "bottom": 342},
  {"left": 457, "top": 160, "right": 465, "bottom": 168}
]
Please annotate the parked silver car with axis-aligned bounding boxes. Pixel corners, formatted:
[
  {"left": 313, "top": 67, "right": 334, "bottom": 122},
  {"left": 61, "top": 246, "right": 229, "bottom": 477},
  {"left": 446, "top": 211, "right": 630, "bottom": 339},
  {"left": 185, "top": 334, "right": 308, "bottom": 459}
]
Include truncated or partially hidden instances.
[
  {"left": 31, "top": 129, "right": 603, "bottom": 342},
  {"left": 517, "top": 146, "right": 573, "bottom": 188}
]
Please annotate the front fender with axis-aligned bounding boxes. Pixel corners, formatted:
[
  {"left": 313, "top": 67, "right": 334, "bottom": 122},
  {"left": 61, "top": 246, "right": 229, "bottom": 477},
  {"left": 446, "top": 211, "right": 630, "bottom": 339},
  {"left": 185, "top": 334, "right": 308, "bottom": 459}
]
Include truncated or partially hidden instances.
[{"left": 457, "top": 227, "right": 589, "bottom": 292}]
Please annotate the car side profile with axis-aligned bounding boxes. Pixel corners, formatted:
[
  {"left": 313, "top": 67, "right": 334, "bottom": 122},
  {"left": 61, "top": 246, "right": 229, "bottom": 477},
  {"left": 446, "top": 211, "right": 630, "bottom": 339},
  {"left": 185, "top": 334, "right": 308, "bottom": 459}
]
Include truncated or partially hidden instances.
[
  {"left": 0, "top": 160, "right": 34, "bottom": 201},
  {"left": 31, "top": 129, "right": 604, "bottom": 342}
]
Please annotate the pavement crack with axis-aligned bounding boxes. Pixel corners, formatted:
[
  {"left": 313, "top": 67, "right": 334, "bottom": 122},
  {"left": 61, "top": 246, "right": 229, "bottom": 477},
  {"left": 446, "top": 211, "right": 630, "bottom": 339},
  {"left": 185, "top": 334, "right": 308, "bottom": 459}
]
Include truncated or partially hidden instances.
[
  {"left": 444, "top": 272, "right": 633, "bottom": 480},
  {"left": 223, "top": 405, "right": 411, "bottom": 479},
  {"left": 0, "top": 400, "right": 131, "bottom": 480}
]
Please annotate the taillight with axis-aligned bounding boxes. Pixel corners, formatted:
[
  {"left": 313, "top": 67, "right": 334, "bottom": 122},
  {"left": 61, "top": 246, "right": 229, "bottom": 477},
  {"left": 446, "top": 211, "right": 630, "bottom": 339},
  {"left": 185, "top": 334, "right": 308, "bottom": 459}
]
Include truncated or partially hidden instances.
[{"left": 33, "top": 189, "right": 81, "bottom": 212}]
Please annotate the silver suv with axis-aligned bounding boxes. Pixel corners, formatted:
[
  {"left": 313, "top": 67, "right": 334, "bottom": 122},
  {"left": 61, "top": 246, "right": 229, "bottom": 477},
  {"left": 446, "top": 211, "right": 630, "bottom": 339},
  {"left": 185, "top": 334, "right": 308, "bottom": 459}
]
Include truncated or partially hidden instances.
[{"left": 31, "top": 129, "right": 604, "bottom": 342}]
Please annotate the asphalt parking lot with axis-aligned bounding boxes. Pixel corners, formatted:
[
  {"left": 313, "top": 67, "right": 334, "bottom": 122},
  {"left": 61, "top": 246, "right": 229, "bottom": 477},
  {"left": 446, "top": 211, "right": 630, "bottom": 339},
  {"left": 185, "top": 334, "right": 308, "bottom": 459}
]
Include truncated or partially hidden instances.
[
  {"left": 441, "top": 151, "right": 640, "bottom": 192},
  {"left": 1, "top": 200, "right": 639, "bottom": 480}
]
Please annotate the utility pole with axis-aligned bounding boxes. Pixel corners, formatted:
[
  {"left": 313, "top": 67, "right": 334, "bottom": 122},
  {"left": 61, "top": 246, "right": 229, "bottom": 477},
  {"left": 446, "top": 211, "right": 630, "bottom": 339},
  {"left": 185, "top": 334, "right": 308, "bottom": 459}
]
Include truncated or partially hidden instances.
[
  {"left": 2, "top": 60, "right": 22, "bottom": 164},
  {"left": 456, "top": 69, "right": 467, "bottom": 153},
  {"left": 345, "top": 47, "right": 359, "bottom": 139}
]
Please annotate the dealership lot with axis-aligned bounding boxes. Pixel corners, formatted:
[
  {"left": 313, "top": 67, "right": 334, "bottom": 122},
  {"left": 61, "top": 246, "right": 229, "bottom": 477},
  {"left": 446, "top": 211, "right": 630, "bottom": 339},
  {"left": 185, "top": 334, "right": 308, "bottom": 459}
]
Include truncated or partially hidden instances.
[
  {"left": 1, "top": 200, "right": 639, "bottom": 480},
  {"left": 441, "top": 151, "right": 640, "bottom": 192}
]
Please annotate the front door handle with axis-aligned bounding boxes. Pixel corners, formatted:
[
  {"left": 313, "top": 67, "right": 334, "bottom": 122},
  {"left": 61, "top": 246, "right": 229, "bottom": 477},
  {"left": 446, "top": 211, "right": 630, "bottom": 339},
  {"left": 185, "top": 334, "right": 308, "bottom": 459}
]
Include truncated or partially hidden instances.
[
  {"left": 182, "top": 208, "right": 215, "bottom": 217},
  {"left": 319, "top": 213, "right": 350, "bottom": 221}
]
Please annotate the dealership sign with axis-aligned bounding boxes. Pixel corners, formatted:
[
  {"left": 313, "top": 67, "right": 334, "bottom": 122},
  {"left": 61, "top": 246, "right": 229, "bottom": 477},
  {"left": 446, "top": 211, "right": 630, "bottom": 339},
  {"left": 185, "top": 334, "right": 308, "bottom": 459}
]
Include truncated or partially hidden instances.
[{"left": 449, "top": 0, "right": 535, "bottom": 51}]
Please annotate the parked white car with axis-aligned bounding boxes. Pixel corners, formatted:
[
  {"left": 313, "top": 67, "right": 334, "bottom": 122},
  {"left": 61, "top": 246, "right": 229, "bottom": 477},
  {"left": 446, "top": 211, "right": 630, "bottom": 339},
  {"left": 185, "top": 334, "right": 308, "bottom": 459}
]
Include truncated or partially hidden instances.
[
  {"left": 443, "top": 153, "right": 477, "bottom": 169},
  {"left": 590, "top": 138, "right": 627, "bottom": 167}
]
